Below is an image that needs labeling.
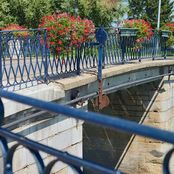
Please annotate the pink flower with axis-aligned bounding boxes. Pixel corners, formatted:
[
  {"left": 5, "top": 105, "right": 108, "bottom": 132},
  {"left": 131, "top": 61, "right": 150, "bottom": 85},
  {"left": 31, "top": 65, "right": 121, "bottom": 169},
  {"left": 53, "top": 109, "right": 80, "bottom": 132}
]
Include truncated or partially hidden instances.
[
  {"left": 123, "top": 19, "right": 153, "bottom": 42},
  {"left": 2, "top": 24, "right": 28, "bottom": 37},
  {"left": 39, "top": 13, "right": 95, "bottom": 55}
]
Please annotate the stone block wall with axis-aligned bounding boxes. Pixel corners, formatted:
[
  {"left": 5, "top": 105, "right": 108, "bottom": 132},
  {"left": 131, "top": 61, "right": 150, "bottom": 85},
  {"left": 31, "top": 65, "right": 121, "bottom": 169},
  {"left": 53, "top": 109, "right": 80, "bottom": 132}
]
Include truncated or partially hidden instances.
[
  {"left": 0, "top": 115, "right": 83, "bottom": 174},
  {"left": 0, "top": 85, "right": 87, "bottom": 174},
  {"left": 118, "top": 77, "right": 174, "bottom": 174},
  {"left": 84, "top": 77, "right": 174, "bottom": 174}
]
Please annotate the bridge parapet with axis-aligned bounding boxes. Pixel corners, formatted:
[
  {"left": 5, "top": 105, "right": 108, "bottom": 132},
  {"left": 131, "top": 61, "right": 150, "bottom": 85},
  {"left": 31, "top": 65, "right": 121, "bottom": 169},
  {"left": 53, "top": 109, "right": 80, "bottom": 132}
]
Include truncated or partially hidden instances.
[{"left": 0, "top": 28, "right": 173, "bottom": 90}]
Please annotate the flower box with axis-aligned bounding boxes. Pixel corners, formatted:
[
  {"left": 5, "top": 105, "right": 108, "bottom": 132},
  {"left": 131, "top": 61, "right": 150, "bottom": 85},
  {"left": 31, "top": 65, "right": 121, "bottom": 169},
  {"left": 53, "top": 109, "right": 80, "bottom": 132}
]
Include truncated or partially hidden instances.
[
  {"left": 119, "top": 28, "right": 138, "bottom": 37},
  {"left": 160, "top": 30, "right": 171, "bottom": 38}
]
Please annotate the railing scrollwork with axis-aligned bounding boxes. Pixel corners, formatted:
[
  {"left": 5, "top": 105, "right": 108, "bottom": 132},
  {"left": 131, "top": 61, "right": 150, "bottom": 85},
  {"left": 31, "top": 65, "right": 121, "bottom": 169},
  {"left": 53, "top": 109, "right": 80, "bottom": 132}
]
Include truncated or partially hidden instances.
[{"left": 0, "top": 90, "right": 174, "bottom": 173}]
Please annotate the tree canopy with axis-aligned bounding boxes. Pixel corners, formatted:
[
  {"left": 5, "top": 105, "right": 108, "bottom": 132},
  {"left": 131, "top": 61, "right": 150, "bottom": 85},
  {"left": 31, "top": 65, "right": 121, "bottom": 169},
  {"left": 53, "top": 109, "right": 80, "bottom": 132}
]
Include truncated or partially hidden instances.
[
  {"left": 0, "top": 0, "right": 127, "bottom": 28},
  {"left": 128, "top": 0, "right": 174, "bottom": 28}
]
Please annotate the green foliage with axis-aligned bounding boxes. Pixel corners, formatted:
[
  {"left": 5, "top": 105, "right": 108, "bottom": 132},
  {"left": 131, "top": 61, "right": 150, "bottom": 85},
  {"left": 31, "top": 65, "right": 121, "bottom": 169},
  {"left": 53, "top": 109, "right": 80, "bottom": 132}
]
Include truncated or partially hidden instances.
[
  {"left": 50, "top": 0, "right": 65, "bottom": 12},
  {"left": 53, "top": 0, "right": 124, "bottom": 27},
  {"left": 128, "top": 0, "right": 146, "bottom": 19},
  {"left": 0, "top": 0, "right": 15, "bottom": 28},
  {"left": 128, "top": 0, "right": 174, "bottom": 28},
  {"left": 0, "top": 0, "right": 52, "bottom": 28},
  {"left": 24, "top": 0, "right": 52, "bottom": 28},
  {"left": 85, "top": 0, "right": 128, "bottom": 27},
  {"left": 166, "top": 35, "right": 174, "bottom": 46},
  {"left": 114, "top": 3, "right": 128, "bottom": 21},
  {"left": 0, "top": 0, "right": 127, "bottom": 28},
  {"left": 86, "top": 0, "right": 113, "bottom": 27},
  {"left": 7, "top": 0, "right": 28, "bottom": 26}
]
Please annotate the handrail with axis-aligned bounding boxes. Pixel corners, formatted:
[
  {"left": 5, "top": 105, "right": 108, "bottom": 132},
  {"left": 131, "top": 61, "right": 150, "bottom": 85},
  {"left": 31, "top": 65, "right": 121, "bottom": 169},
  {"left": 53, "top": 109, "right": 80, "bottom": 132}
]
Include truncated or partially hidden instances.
[
  {"left": 0, "top": 90, "right": 174, "bottom": 173},
  {"left": 0, "top": 127, "right": 121, "bottom": 174},
  {"left": 0, "top": 27, "right": 173, "bottom": 90}
]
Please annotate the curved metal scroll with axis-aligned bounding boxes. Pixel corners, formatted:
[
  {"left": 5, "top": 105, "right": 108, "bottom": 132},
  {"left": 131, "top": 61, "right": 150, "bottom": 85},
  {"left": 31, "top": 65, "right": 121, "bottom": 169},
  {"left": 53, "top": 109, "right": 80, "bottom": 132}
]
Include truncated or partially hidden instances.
[
  {"left": 44, "top": 159, "right": 83, "bottom": 174},
  {"left": 163, "top": 148, "right": 174, "bottom": 174},
  {"left": 0, "top": 127, "right": 122, "bottom": 174}
]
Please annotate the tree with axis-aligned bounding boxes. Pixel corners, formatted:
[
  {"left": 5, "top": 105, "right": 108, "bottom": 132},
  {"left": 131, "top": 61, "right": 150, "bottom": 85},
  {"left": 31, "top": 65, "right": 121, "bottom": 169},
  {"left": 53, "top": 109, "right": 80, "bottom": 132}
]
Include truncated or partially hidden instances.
[
  {"left": 50, "top": 0, "right": 65, "bottom": 13},
  {"left": 24, "top": 0, "right": 52, "bottom": 28},
  {"left": 86, "top": 0, "right": 128, "bottom": 26},
  {"left": 112, "top": 1, "right": 128, "bottom": 21},
  {"left": 51, "top": 0, "right": 127, "bottom": 27},
  {"left": 0, "top": 0, "right": 52, "bottom": 28},
  {"left": 7, "top": 0, "right": 28, "bottom": 27},
  {"left": 0, "top": 0, "right": 127, "bottom": 28},
  {"left": 0, "top": 0, "right": 14, "bottom": 28},
  {"left": 144, "top": 0, "right": 174, "bottom": 28},
  {"left": 128, "top": 0, "right": 174, "bottom": 28},
  {"left": 128, "top": 0, "right": 146, "bottom": 19}
]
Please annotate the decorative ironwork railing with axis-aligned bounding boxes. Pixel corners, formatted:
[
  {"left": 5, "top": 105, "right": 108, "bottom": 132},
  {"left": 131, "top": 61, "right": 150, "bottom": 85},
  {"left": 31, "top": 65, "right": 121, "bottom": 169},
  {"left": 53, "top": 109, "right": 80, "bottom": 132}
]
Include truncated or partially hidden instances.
[
  {"left": 0, "top": 90, "right": 174, "bottom": 173},
  {"left": 0, "top": 28, "right": 172, "bottom": 89}
]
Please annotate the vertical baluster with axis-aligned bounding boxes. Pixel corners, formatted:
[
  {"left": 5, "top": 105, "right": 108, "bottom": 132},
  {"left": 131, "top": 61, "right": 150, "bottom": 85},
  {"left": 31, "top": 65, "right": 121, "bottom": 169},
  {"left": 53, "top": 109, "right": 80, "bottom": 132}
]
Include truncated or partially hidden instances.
[
  {"left": 0, "top": 32, "right": 4, "bottom": 125},
  {"left": 138, "top": 48, "right": 141, "bottom": 62},
  {"left": 77, "top": 46, "right": 80, "bottom": 75},
  {"left": 164, "top": 38, "right": 167, "bottom": 59},
  {"left": 43, "top": 29, "right": 48, "bottom": 83},
  {"left": 0, "top": 32, "right": 2, "bottom": 88},
  {"left": 121, "top": 36, "right": 125, "bottom": 64}
]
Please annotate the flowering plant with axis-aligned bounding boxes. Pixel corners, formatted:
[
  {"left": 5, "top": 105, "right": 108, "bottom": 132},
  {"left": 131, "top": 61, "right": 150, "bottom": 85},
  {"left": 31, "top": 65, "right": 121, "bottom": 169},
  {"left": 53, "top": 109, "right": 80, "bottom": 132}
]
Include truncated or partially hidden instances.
[
  {"left": 122, "top": 19, "right": 153, "bottom": 48},
  {"left": 1, "top": 24, "right": 28, "bottom": 37},
  {"left": 39, "top": 13, "right": 95, "bottom": 55},
  {"left": 162, "top": 23, "right": 174, "bottom": 33},
  {"left": 161, "top": 23, "right": 174, "bottom": 46}
]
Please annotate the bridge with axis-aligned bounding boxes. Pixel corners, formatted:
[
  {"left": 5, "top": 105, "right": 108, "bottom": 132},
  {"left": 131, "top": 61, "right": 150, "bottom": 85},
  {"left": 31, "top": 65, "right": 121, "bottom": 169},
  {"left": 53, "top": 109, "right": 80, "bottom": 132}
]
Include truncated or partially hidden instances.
[{"left": 0, "top": 28, "right": 174, "bottom": 174}]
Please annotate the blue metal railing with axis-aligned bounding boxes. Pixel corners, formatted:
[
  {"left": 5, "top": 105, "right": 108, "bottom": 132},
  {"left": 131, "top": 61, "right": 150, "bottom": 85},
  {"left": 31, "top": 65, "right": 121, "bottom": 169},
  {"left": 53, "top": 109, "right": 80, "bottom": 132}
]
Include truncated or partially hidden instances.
[
  {"left": 0, "top": 28, "right": 173, "bottom": 89},
  {"left": 0, "top": 90, "right": 174, "bottom": 173}
]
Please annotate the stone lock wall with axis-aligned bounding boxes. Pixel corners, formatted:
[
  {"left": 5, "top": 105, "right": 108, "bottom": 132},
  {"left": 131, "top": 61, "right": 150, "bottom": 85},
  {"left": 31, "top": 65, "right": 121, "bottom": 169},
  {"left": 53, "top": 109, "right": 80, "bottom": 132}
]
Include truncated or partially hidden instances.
[
  {"left": 0, "top": 111, "right": 84, "bottom": 174},
  {"left": 85, "top": 77, "right": 174, "bottom": 174},
  {"left": 0, "top": 84, "right": 86, "bottom": 174},
  {"left": 118, "top": 77, "right": 174, "bottom": 174}
]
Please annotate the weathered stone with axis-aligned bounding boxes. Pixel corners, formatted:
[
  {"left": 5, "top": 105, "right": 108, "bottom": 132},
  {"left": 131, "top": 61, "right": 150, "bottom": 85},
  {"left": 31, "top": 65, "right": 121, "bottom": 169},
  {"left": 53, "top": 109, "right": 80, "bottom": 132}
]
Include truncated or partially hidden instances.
[{"left": 85, "top": 76, "right": 174, "bottom": 174}]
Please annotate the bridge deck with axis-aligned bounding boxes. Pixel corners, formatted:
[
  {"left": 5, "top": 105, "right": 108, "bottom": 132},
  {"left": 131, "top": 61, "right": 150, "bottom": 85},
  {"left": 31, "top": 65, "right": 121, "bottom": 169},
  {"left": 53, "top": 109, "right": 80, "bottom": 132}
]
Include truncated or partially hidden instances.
[
  {"left": 2, "top": 58, "right": 174, "bottom": 119},
  {"left": 57, "top": 58, "right": 174, "bottom": 90}
]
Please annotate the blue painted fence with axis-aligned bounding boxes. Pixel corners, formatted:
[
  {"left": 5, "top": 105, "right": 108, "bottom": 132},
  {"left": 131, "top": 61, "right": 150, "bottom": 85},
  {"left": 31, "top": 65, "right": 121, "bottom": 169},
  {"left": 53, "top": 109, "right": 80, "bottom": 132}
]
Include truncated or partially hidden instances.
[
  {"left": 0, "top": 90, "right": 174, "bottom": 173},
  {"left": 0, "top": 28, "right": 172, "bottom": 89}
]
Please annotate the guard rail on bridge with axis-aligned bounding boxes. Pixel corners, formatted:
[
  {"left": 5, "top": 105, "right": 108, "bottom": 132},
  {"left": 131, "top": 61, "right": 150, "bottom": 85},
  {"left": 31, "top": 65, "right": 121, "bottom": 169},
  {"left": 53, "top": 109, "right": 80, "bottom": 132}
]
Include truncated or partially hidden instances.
[
  {"left": 0, "top": 90, "right": 174, "bottom": 174},
  {"left": 0, "top": 28, "right": 173, "bottom": 90}
]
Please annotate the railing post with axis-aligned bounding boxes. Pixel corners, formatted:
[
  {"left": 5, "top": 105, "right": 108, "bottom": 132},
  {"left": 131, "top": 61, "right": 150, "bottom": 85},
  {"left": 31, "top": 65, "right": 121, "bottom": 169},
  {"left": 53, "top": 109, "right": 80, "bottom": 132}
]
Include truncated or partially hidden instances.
[
  {"left": 138, "top": 48, "right": 141, "bottom": 62},
  {"left": 121, "top": 37, "right": 126, "bottom": 64},
  {"left": 96, "top": 27, "right": 107, "bottom": 80},
  {"left": 163, "top": 38, "right": 167, "bottom": 59},
  {"left": 152, "top": 35, "right": 156, "bottom": 61},
  {"left": 96, "top": 27, "right": 108, "bottom": 110},
  {"left": 0, "top": 32, "right": 3, "bottom": 125},
  {"left": 43, "top": 29, "right": 48, "bottom": 83},
  {"left": 0, "top": 32, "right": 2, "bottom": 88},
  {"left": 98, "top": 43, "right": 103, "bottom": 81},
  {"left": 153, "top": 31, "right": 159, "bottom": 61},
  {"left": 77, "top": 46, "right": 80, "bottom": 75},
  {"left": 161, "top": 31, "right": 171, "bottom": 60}
]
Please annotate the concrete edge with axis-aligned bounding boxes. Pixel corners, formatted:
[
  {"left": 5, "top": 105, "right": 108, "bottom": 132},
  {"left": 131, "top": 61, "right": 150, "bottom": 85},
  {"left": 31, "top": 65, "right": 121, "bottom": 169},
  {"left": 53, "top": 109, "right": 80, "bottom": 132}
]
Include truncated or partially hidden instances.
[
  {"left": 56, "top": 59, "right": 174, "bottom": 90},
  {"left": 3, "top": 83, "right": 65, "bottom": 117}
]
